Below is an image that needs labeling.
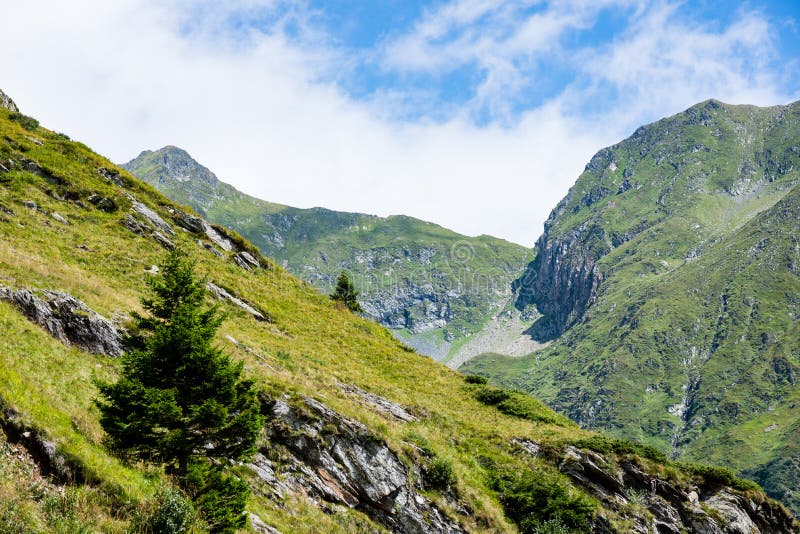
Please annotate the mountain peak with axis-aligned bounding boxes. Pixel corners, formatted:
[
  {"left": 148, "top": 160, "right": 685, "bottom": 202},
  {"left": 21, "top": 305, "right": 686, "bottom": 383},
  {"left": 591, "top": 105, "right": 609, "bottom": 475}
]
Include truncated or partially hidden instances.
[
  {"left": 0, "top": 88, "right": 19, "bottom": 113},
  {"left": 123, "top": 145, "right": 220, "bottom": 188}
]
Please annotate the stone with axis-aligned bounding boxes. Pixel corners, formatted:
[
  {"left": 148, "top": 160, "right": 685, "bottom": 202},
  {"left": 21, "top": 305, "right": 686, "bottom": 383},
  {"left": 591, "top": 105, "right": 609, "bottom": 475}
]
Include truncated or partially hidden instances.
[
  {"left": 120, "top": 214, "right": 148, "bottom": 236},
  {"left": 338, "top": 383, "right": 418, "bottom": 423},
  {"left": 50, "top": 212, "right": 69, "bottom": 225},
  {"left": 205, "top": 282, "right": 268, "bottom": 322},
  {"left": 248, "top": 513, "right": 282, "bottom": 534},
  {"left": 151, "top": 231, "right": 175, "bottom": 250},
  {"left": 87, "top": 194, "right": 117, "bottom": 213},
  {"left": 255, "top": 396, "right": 465, "bottom": 533},
  {"left": 0, "top": 286, "right": 123, "bottom": 356},
  {"left": 171, "top": 209, "right": 205, "bottom": 233},
  {"left": 0, "top": 88, "right": 18, "bottom": 112},
  {"left": 131, "top": 201, "right": 175, "bottom": 236},
  {"left": 202, "top": 221, "right": 234, "bottom": 251}
]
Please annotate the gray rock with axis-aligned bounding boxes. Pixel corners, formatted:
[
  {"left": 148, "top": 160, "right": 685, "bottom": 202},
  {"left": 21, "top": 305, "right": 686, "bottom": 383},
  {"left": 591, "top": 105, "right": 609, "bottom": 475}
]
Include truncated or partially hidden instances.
[
  {"left": 236, "top": 251, "right": 260, "bottom": 269},
  {"left": 203, "top": 221, "right": 234, "bottom": 251},
  {"left": 50, "top": 212, "right": 69, "bottom": 225},
  {"left": 87, "top": 194, "right": 117, "bottom": 213},
  {"left": 248, "top": 513, "right": 282, "bottom": 534},
  {"left": 0, "top": 286, "right": 123, "bottom": 356},
  {"left": 338, "top": 383, "right": 418, "bottom": 423},
  {"left": 152, "top": 231, "right": 175, "bottom": 250},
  {"left": 205, "top": 282, "right": 268, "bottom": 322},
  {"left": 171, "top": 209, "right": 205, "bottom": 234},
  {"left": 120, "top": 214, "right": 149, "bottom": 236},
  {"left": 131, "top": 201, "right": 175, "bottom": 236},
  {"left": 0, "top": 88, "right": 18, "bottom": 112},
  {"left": 257, "top": 396, "right": 465, "bottom": 533}
]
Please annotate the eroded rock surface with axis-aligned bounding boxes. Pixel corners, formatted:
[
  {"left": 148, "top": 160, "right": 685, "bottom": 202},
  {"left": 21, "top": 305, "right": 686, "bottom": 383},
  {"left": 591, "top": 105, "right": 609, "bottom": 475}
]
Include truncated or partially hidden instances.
[
  {"left": 555, "top": 446, "right": 797, "bottom": 534},
  {"left": 251, "top": 396, "right": 464, "bottom": 533},
  {"left": 0, "top": 286, "right": 123, "bottom": 356}
]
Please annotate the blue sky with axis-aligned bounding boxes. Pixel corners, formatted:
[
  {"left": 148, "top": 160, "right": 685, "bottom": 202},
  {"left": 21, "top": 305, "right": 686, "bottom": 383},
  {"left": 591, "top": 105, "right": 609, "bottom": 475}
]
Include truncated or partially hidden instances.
[{"left": 1, "top": 0, "right": 799, "bottom": 245}]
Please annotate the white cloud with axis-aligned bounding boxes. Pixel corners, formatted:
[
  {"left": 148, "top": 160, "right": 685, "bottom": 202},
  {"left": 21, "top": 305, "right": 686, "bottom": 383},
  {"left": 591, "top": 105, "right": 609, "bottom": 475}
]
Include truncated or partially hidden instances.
[{"left": 0, "top": 1, "right": 793, "bottom": 247}]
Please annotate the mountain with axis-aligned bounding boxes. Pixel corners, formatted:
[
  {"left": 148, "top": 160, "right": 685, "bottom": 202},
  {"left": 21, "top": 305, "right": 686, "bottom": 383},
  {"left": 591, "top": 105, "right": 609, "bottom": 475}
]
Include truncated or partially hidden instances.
[
  {"left": 464, "top": 99, "right": 800, "bottom": 514},
  {"left": 122, "top": 147, "right": 535, "bottom": 367},
  {"left": 3, "top": 94, "right": 795, "bottom": 532}
]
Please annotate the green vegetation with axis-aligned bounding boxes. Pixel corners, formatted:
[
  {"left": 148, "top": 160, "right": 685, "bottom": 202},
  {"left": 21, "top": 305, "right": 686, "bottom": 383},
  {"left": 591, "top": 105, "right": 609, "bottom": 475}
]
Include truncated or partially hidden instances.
[
  {"left": 330, "top": 271, "right": 363, "bottom": 313},
  {"left": 464, "top": 99, "right": 800, "bottom": 514},
  {"left": 123, "top": 146, "right": 533, "bottom": 362}
]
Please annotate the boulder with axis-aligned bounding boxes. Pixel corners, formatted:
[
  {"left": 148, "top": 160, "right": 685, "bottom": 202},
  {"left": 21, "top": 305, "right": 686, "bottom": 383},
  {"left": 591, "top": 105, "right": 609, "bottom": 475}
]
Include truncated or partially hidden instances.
[{"left": 0, "top": 286, "right": 123, "bottom": 357}]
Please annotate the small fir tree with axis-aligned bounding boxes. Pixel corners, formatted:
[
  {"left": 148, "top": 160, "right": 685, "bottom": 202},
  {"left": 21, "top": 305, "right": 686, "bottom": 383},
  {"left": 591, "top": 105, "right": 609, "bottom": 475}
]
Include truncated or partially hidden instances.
[
  {"left": 330, "top": 271, "right": 363, "bottom": 313},
  {"left": 96, "top": 248, "right": 263, "bottom": 532}
]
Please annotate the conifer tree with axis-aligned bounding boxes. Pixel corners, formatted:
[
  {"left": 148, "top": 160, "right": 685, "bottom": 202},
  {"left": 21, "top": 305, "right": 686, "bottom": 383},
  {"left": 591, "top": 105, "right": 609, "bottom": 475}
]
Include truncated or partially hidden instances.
[
  {"left": 96, "top": 248, "right": 263, "bottom": 532},
  {"left": 330, "top": 271, "right": 363, "bottom": 313}
]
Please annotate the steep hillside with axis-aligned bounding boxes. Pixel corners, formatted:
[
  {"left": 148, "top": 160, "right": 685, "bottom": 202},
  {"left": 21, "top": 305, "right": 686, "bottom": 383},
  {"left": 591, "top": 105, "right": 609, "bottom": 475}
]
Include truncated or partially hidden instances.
[
  {"left": 465, "top": 99, "right": 800, "bottom": 514},
  {"left": 122, "top": 147, "right": 535, "bottom": 366},
  {"left": 1, "top": 96, "right": 796, "bottom": 532}
]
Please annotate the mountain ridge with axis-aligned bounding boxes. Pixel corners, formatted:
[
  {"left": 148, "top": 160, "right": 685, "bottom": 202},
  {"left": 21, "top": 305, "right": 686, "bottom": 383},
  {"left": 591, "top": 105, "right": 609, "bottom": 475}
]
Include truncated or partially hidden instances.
[
  {"left": 123, "top": 146, "right": 537, "bottom": 366},
  {"left": 465, "top": 97, "right": 800, "bottom": 515}
]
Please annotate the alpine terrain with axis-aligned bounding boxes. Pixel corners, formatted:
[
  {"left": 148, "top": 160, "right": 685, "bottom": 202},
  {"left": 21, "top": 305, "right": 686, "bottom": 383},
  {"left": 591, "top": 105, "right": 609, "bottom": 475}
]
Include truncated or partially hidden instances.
[
  {"left": 122, "top": 148, "right": 535, "bottom": 367},
  {"left": 464, "top": 99, "right": 800, "bottom": 516},
  {"left": 2, "top": 90, "right": 796, "bottom": 532}
]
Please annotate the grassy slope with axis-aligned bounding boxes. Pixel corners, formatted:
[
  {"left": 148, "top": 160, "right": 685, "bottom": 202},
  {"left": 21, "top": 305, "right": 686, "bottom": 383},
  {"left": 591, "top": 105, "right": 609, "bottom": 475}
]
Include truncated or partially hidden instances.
[
  {"left": 122, "top": 148, "right": 532, "bottom": 362},
  {"left": 0, "top": 109, "right": 607, "bottom": 532},
  {"left": 464, "top": 99, "right": 800, "bottom": 512}
]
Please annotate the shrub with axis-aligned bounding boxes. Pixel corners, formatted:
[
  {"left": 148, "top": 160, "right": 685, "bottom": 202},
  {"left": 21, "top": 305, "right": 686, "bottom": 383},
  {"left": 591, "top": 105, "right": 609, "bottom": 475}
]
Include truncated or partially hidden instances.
[
  {"left": 131, "top": 488, "right": 195, "bottom": 534},
  {"left": 464, "top": 374, "right": 488, "bottom": 385},
  {"left": 677, "top": 462, "right": 761, "bottom": 492},
  {"left": 572, "top": 435, "right": 667, "bottom": 463},
  {"left": 426, "top": 458, "right": 456, "bottom": 491},
  {"left": 8, "top": 112, "right": 39, "bottom": 131},
  {"left": 475, "top": 386, "right": 510, "bottom": 405},
  {"left": 491, "top": 467, "right": 596, "bottom": 533}
]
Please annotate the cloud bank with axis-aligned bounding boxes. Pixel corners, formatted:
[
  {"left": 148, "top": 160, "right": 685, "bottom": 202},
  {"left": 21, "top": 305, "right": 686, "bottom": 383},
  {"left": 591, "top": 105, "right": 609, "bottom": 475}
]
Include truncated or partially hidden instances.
[{"left": 0, "top": 0, "right": 795, "bottom": 245}]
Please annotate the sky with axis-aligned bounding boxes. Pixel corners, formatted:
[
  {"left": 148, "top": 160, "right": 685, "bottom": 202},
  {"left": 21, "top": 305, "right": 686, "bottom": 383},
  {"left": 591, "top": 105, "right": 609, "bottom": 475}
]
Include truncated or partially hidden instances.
[{"left": 1, "top": 1, "right": 799, "bottom": 246}]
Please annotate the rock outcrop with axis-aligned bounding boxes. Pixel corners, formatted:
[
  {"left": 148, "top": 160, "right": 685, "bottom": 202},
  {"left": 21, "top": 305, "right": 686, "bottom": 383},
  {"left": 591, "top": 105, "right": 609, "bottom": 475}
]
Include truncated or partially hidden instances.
[
  {"left": 554, "top": 445, "right": 797, "bottom": 533},
  {"left": 0, "top": 88, "right": 18, "bottom": 113},
  {"left": 251, "top": 396, "right": 464, "bottom": 533},
  {"left": 206, "top": 282, "right": 268, "bottom": 322},
  {"left": 514, "top": 219, "right": 606, "bottom": 340},
  {"left": 0, "top": 286, "right": 123, "bottom": 356}
]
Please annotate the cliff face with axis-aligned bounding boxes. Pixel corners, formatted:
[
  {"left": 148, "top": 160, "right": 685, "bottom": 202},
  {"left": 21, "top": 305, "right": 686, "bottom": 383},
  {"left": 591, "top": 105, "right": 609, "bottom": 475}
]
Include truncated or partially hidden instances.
[{"left": 0, "top": 88, "right": 18, "bottom": 112}]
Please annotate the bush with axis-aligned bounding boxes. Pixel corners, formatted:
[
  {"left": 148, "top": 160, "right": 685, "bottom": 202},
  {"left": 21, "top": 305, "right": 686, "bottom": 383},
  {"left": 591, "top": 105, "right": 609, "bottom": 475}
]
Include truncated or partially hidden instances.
[
  {"left": 464, "top": 374, "right": 488, "bottom": 385},
  {"left": 572, "top": 435, "right": 667, "bottom": 463},
  {"left": 677, "top": 462, "right": 761, "bottom": 492},
  {"left": 491, "top": 467, "right": 596, "bottom": 533},
  {"left": 475, "top": 386, "right": 510, "bottom": 405},
  {"left": 425, "top": 458, "right": 456, "bottom": 491},
  {"left": 9, "top": 112, "right": 39, "bottom": 131},
  {"left": 131, "top": 488, "right": 195, "bottom": 534}
]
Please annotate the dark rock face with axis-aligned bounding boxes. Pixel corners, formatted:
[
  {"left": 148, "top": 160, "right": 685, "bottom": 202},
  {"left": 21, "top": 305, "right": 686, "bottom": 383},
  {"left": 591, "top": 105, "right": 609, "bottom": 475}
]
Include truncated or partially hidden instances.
[
  {"left": 252, "top": 396, "right": 464, "bottom": 533},
  {"left": 0, "top": 88, "right": 18, "bottom": 113},
  {"left": 0, "top": 286, "right": 123, "bottom": 356},
  {"left": 556, "top": 446, "right": 797, "bottom": 534},
  {"left": 515, "top": 220, "right": 607, "bottom": 340}
]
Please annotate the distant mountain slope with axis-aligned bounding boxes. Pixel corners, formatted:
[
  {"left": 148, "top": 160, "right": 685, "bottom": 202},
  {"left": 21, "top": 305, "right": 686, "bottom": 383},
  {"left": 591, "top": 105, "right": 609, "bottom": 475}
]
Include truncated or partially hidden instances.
[
  {"left": 464, "top": 99, "right": 800, "bottom": 514},
  {"left": 123, "top": 147, "right": 535, "bottom": 365}
]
